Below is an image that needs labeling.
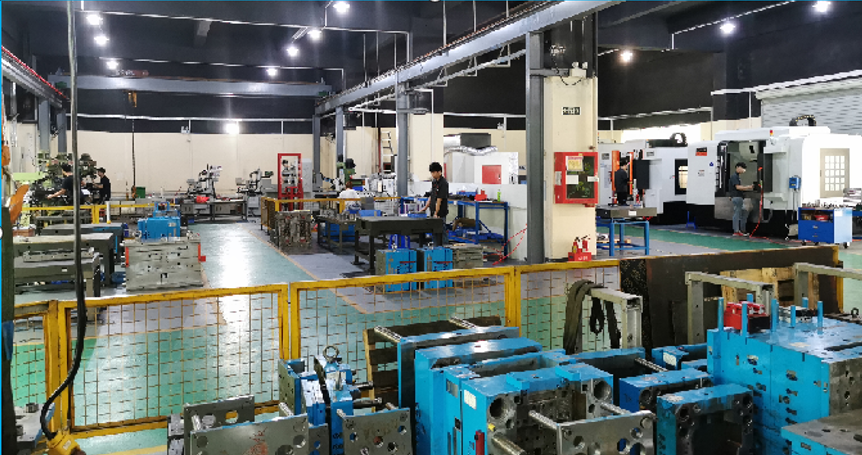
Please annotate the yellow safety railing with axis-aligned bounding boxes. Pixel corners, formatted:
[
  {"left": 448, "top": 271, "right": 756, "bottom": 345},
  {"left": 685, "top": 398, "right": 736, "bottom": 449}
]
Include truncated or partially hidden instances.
[
  {"left": 13, "top": 259, "right": 620, "bottom": 438},
  {"left": 43, "top": 285, "right": 289, "bottom": 438},
  {"left": 22, "top": 204, "right": 159, "bottom": 225}
]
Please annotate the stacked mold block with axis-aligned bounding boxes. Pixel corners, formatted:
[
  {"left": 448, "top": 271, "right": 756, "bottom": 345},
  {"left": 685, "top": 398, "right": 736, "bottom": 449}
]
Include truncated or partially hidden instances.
[
  {"left": 272, "top": 210, "right": 313, "bottom": 251},
  {"left": 450, "top": 243, "right": 484, "bottom": 270},
  {"left": 125, "top": 234, "right": 203, "bottom": 291},
  {"left": 708, "top": 304, "right": 862, "bottom": 455}
]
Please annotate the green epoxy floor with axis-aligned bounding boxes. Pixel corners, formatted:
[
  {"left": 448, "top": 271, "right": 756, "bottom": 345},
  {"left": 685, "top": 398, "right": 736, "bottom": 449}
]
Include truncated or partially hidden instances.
[{"left": 10, "top": 220, "right": 860, "bottom": 454}]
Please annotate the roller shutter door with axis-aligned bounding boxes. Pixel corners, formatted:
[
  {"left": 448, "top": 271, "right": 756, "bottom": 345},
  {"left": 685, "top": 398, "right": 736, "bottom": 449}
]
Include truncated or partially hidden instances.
[{"left": 760, "top": 85, "right": 862, "bottom": 135}]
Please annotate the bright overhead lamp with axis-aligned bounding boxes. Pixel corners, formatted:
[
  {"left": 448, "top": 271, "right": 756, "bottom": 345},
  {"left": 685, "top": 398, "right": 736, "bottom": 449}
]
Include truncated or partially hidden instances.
[
  {"left": 224, "top": 122, "right": 240, "bottom": 135},
  {"left": 105, "top": 59, "right": 119, "bottom": 70},
  {"left": 86, "top": 13, "right": 102, "bottom": 26},
  {"left": 620, "top": 50, "right": 633, "bottom": 63},
  {"left": 94, "top": 34, "right": 109, "bottom": 46},
  {"left": 307, "top": 29, "right": 322, "bottom": 40},
  {"left": 333, "top": 2, "right": 350, "bottom": 14},
  {"left": 719, "top": 22, "right": 736, "bottom": 35},
  {"left": 286, "top": 46, "right": 299, "bottom": 57},
  {"left": 266, "top": 67, "right": 278, "bottom": 77},
  {"left": 813, "top": 1, "right": 831, "bottom": 13}
]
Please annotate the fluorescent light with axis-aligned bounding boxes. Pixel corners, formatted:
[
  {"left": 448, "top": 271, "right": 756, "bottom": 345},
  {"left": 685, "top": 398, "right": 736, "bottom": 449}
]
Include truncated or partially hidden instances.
[
  {"left": 286, "top": 46, "right": 299, "bottom": 57},
  {"left": 86, "top": 13, "right": 102, "bottom": 26},
  {"left": 94, "top": 34, "right": 109, "bottom": 46},
  {"left": 307, "top": 29, "right": 322, "bottom": 40},
  {"left": 813, "top": 1, "right": 831, "bottom": 13},
  {"left": 224, "top": 122, "right": 240, "bottom": 135},
  {"left": 106, "top": 60, "right": 119, "bottom": 70},
  {"left": 620, "top": 50, "right": 633, "bottom": 63},
  {"left": 266, "top": 67, "right": 278, "bottom": 77},
  {"left": 720, "top": 22, "right": 736, "bottom": 35},
  {"left": 333, "top": 1, "right": 350, "bottom": 14}
]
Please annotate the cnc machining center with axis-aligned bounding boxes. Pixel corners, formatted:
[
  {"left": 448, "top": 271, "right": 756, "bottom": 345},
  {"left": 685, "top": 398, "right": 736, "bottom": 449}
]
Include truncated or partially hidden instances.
[
  {"left": 686, "top": 126, "right": 862, "bottom": 234},
  {"left": 598, "top": 134, "right": 689, "bottom": 223}
]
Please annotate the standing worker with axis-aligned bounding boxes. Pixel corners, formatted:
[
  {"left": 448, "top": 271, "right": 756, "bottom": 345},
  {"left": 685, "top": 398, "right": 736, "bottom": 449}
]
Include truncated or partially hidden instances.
[
  {"left": 614, "top": 158, "right": 630, "bottom": 205},
  {"left": 729, "top": 162, "right": 754, "bottom": 236},
  {"left": 95, "top": 167, "right": 111, "bottom": 202},
  {"left": 421, "top": 162, "right": 449, "bottom": 219},
  {"left": 47, "top": 163, "right": 83, "bottom": 202}
]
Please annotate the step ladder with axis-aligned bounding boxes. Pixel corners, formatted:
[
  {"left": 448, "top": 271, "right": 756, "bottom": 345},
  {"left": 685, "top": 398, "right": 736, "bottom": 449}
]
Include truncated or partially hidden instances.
[{"left": 381, "top": 131, "right": 394, "bottom": 173}]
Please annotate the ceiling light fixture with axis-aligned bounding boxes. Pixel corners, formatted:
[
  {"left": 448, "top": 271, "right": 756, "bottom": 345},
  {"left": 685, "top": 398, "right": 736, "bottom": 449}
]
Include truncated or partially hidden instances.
[
  {"left": 813, "top": 1, "right": 831, "bottom": 13},
  {"left": 286, "top": 46, "right": 299, "bottom": 57},
  {"left": 266, "top": 67, "right": 278, "bottom": 77},
  {"left": 719, "top": 22, "right": 736, "bottom": 35},
  {"left": 86, "top": 13, "right": 102, "bottom": 26},
  {"left": 333, "top": 2, "right": 350, "bottom": 14},
  {"left": 224, "top": 122, "right": 240, "bottom": 135},
  {"left": 94, "top": 34, "right": 109, "bottom": 46},
  {"left": 106, "top": 59, "right": 119, "bottom": 70},
  {"left": 307, "top": 29, "right": 322, "bottom": 40},
  {"left": 620, "top": 50, "right": 633, "bottom": 63}
]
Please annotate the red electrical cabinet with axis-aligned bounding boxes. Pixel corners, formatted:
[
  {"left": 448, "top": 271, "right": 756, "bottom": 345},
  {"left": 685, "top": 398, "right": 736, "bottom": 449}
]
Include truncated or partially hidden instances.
[{"left": 554, "top": 152, "right": 598, "bottom": 205}]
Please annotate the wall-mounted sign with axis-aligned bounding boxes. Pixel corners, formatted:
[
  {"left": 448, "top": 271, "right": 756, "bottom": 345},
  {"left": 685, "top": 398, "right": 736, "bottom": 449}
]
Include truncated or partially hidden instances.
[{"left": 562, "top": 107, "right": 580, "bottom": 115}]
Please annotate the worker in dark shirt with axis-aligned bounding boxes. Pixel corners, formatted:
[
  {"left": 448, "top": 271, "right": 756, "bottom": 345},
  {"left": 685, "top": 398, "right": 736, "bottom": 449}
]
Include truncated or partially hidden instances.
[
  {"left": 95, "top": 167, "right": 112, "bottom": 202},
  {"left": 614, "top": 158, "right": 630, "bottom": 205},
  {"left": 729, "top": 162, "right": 754, "bottom": 236},
  {"left": 422, "top": 162, "right": 449, "bottom": 218},
  {"left": 47, "top": 163, "right": 82, "bottom": 202}
]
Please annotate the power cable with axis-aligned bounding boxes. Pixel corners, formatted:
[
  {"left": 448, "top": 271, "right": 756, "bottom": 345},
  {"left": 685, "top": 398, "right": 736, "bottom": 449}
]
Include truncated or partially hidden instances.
[{"left": 41, "top": 1, "right": 87, "bottom": 440}]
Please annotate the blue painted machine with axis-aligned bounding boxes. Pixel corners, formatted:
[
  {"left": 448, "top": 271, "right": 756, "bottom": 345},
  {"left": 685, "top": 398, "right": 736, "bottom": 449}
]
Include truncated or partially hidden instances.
[
  {"left": 416, "top": 246, "right": 453, "bottom": 289},
  {"left": 458, "top": 362, "right": 654, "bottom": 455},
  {"left": 413, "top": 338, "right": 543, "bottom": 455},
  {"left": 650, "top": 343, "right": 708, "bottom": 370},
  {"left": 137, "top": 202, "right": 182, "bottom": 240},
  {"left": 374, "top": 248, "right": 417, "bottom": 292},
  {"left": 279, "top": 349, "right": 412, "bottom": 455},
  {"left": 708, "top": 301, "right": 862, "bottom": 454},
  {"left": 440, "top": 350, "right": 584, "bottom": 455},
  {"left": 619, "top": 369, "right": 713, "bottom": 413},
  {"left": 656, "top": 384, "right": 755, "bottom": 455}
]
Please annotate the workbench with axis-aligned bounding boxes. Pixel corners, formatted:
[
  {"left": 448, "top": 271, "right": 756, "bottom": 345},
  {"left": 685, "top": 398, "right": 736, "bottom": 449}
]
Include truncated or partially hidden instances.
[
  {"left": 208, "top": 199, "right": 247, "bottom": 221},
  {"left": 13, "top": 232, "right": 118, "bottom": 279},
  {"left": 181, "top": 200, "right": 248, "bottom": 221},
  {"left": 14, "top": 254, "right": 102, "bottom": 297},
  {"left": 39, "top": 223, "right": 125, "bottom": 259},
  {"left": 353, "top": 216, "right": 446, "bottom": 272},
  {"left": 596, "top": 217, "right": 650, "bottom": 257},
  {"left": 402, "top": 197, "right": 510, "bottom": 255},
  {"left": 316, "top": 216, "right": 356, "bottom": 254}
]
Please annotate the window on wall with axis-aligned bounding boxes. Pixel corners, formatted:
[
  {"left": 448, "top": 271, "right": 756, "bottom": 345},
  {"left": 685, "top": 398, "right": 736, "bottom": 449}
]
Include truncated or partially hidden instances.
[{"left": 621, "top": 124, "right": 702, "bottom": 143}]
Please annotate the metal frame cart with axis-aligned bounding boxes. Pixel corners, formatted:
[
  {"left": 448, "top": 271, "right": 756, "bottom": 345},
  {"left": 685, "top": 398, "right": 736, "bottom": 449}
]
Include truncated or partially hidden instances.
[
  {"left": 449, "top": 200, "right": 510, "bottom": 256},
  {"left": 595, "top": 217, "right": 650, "bottom": 257},
  {"left": 798, "top": 207, "right": 852, "bottom": 248}
]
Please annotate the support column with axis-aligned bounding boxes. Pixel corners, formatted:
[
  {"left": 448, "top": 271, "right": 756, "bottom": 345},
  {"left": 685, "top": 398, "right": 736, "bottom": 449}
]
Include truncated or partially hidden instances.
[
  {"left": 56, "top": 109, "right": 67, "bottom": 157},
  {"left": 526, "top": 32, "right": 545, "bottom": 264},
  {"left": 335, "top": 106, "right": 345, "bottom": 160},
  {"left": 312, "top": 115, "right": 321, "bottom": 191},
  {"left": 396, "top": 82, "right": 410, "bottom": 196},
  {"left": 37, "top": 99, "right": 50, "bottom": 155}
]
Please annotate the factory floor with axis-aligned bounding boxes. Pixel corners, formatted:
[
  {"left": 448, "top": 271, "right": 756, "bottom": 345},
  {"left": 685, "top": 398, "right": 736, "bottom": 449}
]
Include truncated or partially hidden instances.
[{"left": 13, "top": 220, "right": 861, "bottom": 455}]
